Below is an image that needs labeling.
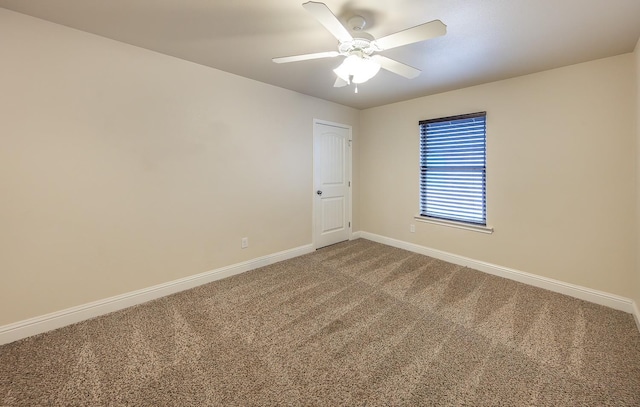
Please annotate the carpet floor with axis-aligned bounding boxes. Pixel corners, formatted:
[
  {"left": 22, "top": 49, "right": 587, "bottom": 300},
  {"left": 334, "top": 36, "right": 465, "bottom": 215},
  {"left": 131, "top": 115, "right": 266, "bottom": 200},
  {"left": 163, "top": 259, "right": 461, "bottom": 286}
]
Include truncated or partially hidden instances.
[{"left": 1, "top": 239, "right": 640, "bottom": 406}]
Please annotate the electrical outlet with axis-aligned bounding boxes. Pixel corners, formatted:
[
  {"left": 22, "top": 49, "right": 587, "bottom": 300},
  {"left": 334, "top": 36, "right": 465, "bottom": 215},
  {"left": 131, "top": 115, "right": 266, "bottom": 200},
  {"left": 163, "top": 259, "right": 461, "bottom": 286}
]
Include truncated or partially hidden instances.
[
  {"left": 241, "top": 237, "right": 249, "bottom": 249},
  {"left": 410, "top": 224, "right": 416, "bottom": 233}
]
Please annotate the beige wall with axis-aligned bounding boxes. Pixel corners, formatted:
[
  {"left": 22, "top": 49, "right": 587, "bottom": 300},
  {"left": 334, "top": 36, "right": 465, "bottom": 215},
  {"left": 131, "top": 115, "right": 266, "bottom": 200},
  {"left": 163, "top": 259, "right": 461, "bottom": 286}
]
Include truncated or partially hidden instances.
[
  {"left": 0, "top": 9, "right": 359, "bottom": 326},
  {"left": 359, "top": 54, "right": 637, "bottom": 298}
]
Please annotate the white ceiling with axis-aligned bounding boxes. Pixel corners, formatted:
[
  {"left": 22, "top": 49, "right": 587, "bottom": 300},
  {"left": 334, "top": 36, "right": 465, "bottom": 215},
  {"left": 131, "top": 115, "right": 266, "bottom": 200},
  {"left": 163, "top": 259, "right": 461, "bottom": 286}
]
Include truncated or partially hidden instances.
[{"left": 2, "top": 0, "right": 640, "bottom": 109}]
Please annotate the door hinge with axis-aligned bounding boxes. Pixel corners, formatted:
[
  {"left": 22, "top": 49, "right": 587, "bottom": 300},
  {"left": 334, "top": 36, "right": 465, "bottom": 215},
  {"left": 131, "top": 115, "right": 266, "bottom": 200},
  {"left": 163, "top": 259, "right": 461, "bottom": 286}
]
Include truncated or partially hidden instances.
[
  {"left": 348, "top": 181, "right": 351, "bottom": 187},
  {"left": 348, "top": 222, "right": 351, "bottom": 227}
]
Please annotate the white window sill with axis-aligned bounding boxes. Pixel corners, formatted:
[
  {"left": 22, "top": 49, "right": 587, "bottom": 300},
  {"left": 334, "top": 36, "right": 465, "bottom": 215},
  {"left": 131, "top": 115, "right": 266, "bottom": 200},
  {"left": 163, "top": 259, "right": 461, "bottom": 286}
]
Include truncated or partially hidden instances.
[{"left": 414, "top": 215, "right": 494, "bottom": 234}]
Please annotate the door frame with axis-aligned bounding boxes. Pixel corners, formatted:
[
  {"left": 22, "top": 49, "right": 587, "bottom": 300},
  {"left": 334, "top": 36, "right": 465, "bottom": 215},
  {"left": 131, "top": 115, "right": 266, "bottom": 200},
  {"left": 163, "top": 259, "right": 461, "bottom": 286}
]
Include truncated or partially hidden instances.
[{"left": 312, "top": 118, "right": 353, "bottom": 250}]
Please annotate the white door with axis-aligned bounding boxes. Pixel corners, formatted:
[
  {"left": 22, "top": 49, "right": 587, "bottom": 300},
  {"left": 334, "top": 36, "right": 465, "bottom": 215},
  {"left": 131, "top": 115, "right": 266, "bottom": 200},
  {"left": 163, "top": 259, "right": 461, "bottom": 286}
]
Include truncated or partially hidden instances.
[{"left": 313, "top": 121, "right": 351, "bottom": 249}]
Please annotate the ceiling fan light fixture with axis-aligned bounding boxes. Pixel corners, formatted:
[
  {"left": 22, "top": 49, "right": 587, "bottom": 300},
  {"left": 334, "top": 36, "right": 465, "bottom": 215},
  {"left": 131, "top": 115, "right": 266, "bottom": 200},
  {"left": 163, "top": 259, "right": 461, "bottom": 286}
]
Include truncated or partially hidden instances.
[{"left": 333, "top": 55, "right": 381, "bottom": 84}]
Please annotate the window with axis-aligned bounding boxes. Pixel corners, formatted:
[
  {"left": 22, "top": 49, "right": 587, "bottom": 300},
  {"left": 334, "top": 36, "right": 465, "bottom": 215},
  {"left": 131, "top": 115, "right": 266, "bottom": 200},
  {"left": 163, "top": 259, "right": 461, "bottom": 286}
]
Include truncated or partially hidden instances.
[{"left": 419, "top": 112, "right": 486, "bottom": 226}]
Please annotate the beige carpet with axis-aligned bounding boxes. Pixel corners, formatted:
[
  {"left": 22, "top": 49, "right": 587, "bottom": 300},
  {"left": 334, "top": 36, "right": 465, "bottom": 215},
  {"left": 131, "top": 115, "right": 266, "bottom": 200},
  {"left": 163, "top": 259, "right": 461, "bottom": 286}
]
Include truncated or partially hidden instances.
[{"left": 1, "top": 239, "right": 640, "bottom": 406}]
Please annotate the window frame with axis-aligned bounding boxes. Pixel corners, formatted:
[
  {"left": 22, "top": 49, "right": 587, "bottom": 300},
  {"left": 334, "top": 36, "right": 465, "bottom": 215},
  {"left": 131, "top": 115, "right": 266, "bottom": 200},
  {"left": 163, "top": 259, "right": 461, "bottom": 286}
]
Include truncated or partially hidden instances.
[{"left": 416, "top": 111, "right": 492, "bottom": 233}]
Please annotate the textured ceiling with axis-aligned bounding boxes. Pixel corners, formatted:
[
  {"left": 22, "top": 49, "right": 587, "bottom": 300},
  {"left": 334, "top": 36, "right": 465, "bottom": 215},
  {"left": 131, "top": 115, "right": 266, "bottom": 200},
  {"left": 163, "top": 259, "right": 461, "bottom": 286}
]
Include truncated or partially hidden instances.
[{"left": 2, "top": 0, "right": 640, "bottom": 109}]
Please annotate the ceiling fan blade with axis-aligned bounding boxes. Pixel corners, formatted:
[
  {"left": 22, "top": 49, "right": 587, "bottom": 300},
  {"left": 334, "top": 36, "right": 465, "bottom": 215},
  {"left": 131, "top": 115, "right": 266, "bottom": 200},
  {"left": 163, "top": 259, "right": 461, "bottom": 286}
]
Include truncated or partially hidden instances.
[
  {"left": 371, "top": 55, "right": 421, "bottom": 79},
  {"left": 272, "top": 51, "right": 340, "bottom": 64},
  {"left": 375, "top": 20, "right": 446, "bottom": 50},
  {"left": 333, "top": 77, "right": 349, "bottom": 87},
  {"left": 302, "top": 1, "right": 353, "bottom": 43}
]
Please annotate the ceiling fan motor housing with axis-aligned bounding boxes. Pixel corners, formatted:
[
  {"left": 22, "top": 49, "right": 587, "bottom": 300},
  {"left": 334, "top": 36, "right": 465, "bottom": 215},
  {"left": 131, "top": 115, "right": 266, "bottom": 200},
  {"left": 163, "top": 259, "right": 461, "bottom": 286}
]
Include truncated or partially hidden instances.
[{"left": 338, "top": 37, "right": 378, "bottom": 56}]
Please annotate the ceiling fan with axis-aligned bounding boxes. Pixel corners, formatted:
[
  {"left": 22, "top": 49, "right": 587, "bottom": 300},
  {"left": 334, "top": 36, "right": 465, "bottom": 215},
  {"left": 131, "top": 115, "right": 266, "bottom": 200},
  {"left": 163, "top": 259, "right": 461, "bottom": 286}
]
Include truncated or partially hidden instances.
[{"left": 273, "top": 1, "right": 446, "bottom": 91}]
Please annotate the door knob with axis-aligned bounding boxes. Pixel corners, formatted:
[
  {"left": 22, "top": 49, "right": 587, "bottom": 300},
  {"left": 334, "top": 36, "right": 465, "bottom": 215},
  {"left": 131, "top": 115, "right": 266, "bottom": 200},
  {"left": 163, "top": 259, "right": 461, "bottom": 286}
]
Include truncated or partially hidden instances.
[{"left": 316, "top": 190, "right": 323, "bottom": 196}]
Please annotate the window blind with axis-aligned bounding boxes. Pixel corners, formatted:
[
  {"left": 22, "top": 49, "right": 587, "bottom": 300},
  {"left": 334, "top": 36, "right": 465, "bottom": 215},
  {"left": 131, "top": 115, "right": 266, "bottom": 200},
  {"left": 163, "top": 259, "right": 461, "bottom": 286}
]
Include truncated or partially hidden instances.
[{"left": 419, "top": 112, "right": 486, "bottom": 225}]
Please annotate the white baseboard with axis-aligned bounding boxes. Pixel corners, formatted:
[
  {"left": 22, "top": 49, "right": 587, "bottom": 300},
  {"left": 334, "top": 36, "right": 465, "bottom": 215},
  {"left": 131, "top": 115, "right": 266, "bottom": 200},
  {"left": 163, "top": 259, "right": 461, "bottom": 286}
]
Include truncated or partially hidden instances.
[
  {"left": 632, "top": 301, "right": 640, "bottom": 334},
  {"left": 0, "top": 244, "right": 314, "bottom": 346},
  {"left": 3, "top": 234, "right": 637, "bottom": 345},
  {"left": 358, "top": 232, "right": 636, "bottom": 315}
]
